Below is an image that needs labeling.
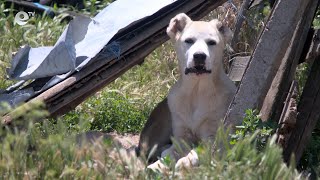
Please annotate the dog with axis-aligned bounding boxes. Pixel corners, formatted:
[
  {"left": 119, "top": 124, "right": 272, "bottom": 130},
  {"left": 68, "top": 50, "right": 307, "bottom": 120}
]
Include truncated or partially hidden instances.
[
  {"left": 137, "top": 98, "right": 172, "bottom": 162},
  {"left": 138, "top": 13, "right": 236, "bottom": 171}
]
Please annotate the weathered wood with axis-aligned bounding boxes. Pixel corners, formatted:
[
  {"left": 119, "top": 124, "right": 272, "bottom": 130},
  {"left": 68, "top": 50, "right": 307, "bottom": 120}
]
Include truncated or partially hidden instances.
[
  {"left": 249, "top": 0, "right": 276, "bottom": 9},
  {"left": 299, "top": 29, "right": 316, "bottom": 64},
  {"left": 304, "top": 30, "right": 320, "bottom": 64},
  {"left": 230, "top": 0, "right": 251, "bottom": 51},
  {"left": 276, "top": 81, "right": 298, "bottom": 149},
  {"left": 283, "top": 54, "right": 320, "bottom": 164},
  {"left": 2, "top": 0, "right": 226, "bottom": 124},
  {"left": 224, "top": 0, "right": 313, "bottom": 126},
  {"left": 260, "top": 0, "right": 319, "bottom": 122},
  {"left": 228, "top": 56, "right": 250, "bottom": 82}
]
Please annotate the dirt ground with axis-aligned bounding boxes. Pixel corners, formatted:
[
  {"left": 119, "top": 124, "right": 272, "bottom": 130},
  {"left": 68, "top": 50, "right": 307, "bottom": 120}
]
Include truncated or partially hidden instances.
[
  {"left": 76, "top": 131, "right": 140, "bottom": 150},
  {"left": 109, "top": 132, "right": 140, "bottom": 149}
]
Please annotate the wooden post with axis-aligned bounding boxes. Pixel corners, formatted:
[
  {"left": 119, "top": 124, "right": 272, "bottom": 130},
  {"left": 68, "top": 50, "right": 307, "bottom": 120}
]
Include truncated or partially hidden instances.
[
  {"left": 260, "top": 0, "right": 319, "bottom": 122},
  {"left": 283, "top": 53, "right": 320, "bottom": 164},
  {"left": 303, "top": 30, "right": 320, "bottom": 65},
  {"left": 224, "top": 0, "right": 315, "bottom": 126},
  {"left": 276, "top": 81, "right": 298, "bottom": 148},
  {"left": 230, "top": 0, "right": 251, "bottom": 52}
]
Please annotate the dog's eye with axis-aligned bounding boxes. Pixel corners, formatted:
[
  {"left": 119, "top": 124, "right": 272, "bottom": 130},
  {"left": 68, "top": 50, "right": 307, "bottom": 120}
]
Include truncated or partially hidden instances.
[
  {"left": 207, "top": 40, "right": 216, "bottom": 46},
  {"left": 184, "top": 38, "right": 195, "bottom": 44}
]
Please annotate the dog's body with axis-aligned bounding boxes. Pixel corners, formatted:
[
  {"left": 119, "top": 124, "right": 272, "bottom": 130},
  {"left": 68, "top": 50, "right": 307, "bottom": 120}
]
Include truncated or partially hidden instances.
[
  {"left": 138, "top": 13, "right": 236, "bottom": 170},
  {"left": 137, "top": 98, "right": 172, "bottom": 162}
]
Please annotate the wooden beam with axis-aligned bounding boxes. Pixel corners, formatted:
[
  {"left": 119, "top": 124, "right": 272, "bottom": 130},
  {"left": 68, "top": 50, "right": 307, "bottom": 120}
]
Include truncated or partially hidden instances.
[
  {"left": 276, "top": 81, "right": 298, "bottom": 148},
  {"left": 224, "top": 0, "right": 315, "bottom": 126},
  {"left": 230, "top": 0, "right": 251, "bottom": 52},
  {"left": 283, "top": 53, "right": 320, "bottom": 164},
  {"left": 260, "top": 0, "right": 319, "bottom": 122},
  {"left": 303, "top": 30, "right": 320, "bottom": 65}
]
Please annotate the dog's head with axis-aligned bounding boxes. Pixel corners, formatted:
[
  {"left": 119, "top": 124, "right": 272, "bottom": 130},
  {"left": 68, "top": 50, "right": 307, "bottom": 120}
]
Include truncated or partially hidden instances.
[{"left": 167, "top": 13, "right": 232, "bottom": 76}]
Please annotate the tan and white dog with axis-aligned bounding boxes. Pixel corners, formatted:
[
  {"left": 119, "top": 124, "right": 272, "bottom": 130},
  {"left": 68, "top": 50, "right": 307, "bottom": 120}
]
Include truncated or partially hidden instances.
[{"left": 138, "top": 13, "right": 236, "bottom": 171}]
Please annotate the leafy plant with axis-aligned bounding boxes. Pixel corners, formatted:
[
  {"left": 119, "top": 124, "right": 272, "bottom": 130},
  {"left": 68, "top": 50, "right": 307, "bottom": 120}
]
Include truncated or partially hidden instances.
[
  {"left": 230, "top": 109, "right": 276, "bottom": 150},
  {"left": 313, "top": 8, "right": 320, "bottom": 29},
  {"left": 0, "top": 117, "right": 304, "bottom": 179},
  {"left": 190, "top": 128, "right": 302, "bottom": 180},
  {"left": 0, "top": 100, "right": 49, "bottom": 128},
  {"left": 295, "top": 63, "right": 311, "bottom": 99},
  {"left": 88, "top": 91, "right": 149, "bottom": 133}
]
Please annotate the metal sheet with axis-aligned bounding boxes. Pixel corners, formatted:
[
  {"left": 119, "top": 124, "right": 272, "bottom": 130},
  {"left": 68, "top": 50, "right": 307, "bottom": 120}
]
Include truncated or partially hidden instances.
[{"left": 2, "top": 0, "right": 177, "bottom": 107}]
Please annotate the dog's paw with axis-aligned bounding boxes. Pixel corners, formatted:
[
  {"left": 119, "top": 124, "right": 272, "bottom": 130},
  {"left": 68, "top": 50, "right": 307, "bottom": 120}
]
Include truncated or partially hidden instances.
[
  {"left": 175, "top": 150, "right": 199, "bottom": 170},
  {"left": 147, "top": 159, "right": 169, "bottom": 173}
]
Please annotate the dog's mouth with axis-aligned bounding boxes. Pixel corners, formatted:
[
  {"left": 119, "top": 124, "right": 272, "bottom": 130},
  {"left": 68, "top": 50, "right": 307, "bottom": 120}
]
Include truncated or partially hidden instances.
[{"left": 184, "top": 66, "right": 212, "bottom": 75}]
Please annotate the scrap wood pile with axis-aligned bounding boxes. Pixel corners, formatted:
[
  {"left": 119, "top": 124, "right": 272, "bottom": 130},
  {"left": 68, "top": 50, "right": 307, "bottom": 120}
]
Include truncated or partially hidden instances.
[
  {"left": 225, "top": 0, "right": 320, "bottom": 165},
  {"left": 0, "top": 0, "right": 320, "bottom": 168}
]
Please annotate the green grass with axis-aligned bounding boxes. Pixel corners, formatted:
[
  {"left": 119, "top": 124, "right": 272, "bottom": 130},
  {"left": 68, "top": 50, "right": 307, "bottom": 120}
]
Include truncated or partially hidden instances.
[
  {"left": 0, "top": 103, "right": 303, "bottom": 179},
  {"left": 0, "top": 2, "right": 68, "bottom": 88},
  {"left": 60, "top": 42, "right": 178, "bottom": 134}
]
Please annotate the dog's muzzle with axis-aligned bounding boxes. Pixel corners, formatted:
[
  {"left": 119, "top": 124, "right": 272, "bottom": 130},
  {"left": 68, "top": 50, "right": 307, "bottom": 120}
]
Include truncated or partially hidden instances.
[
  {"left": 185, "top": 52, "right": 212, "bottom": 75},
  {"left": 185, "top": 66, "right": 212, "bottom": 75}
]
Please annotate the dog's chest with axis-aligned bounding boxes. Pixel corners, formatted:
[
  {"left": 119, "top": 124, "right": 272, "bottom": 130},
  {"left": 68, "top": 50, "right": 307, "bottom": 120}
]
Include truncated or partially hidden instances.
[
  {"left": 170, "top": 86, "right": 223, "bottom": 131},
  {"left": 189, "top": 93, "right": 219, "bottom": 128},
  {"left": 189, "top": 93, "right": 214, "bottom": 121}
]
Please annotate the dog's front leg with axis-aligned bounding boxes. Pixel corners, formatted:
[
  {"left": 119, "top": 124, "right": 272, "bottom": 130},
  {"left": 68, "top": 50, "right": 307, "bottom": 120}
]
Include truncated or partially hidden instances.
[
  {"left": 173, "top": 124, "right": 215, "bottom": 170},
  {"left": 147, "top": 132, "right": 186, "bottom": 172},
  {"left": 175, "top": 134, "right": 216, "bottom": 169},
  {"left": 146, "top": 145, "right": 177, "bottom": 172}
]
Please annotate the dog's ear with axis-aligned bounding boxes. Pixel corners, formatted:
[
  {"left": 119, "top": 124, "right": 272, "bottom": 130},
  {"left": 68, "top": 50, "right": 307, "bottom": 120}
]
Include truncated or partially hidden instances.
[
  {"left": 167, "top": 13, "right": 192, "bottom": 41},
  {"left": 211, "top": 19, "right": 233, "bottom": 43}
]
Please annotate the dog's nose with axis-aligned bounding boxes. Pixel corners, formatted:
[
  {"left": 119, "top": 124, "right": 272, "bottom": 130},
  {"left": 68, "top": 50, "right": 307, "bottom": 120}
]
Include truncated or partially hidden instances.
[{"left": 193, "top": 52, "right": 206, "bottom": 66}]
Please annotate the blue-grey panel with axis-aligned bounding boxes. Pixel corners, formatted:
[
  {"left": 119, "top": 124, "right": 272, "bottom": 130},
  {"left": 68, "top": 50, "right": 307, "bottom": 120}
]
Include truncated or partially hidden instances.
[{"left": 8, "top": 0, "right": 177, "bottom": 81}]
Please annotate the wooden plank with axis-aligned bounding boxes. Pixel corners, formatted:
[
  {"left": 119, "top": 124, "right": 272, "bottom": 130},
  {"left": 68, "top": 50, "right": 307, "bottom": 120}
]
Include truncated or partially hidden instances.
[
  {"left": 276, "top": 81, "right": 298, "bottom": 148},
  {"left": 298, "top": 29, "right": 316, "bottom": 64},
  {"left": 223, "top": 0, "right": 314, "bottom": 126},
  {"left": 230, "top": 0, "right": 251, "bottom": 51},
  {"left": 304, "top": 30, "right": 320, "bottom": 64},
  {"left": 228, "top": 56, "right": 250, "bottom": 82},
  {"left": 260, "top": 0, "right": 319, "bottom": 122},
  {"left": 2, "top": 0, "right": 226, "bottom": 124},
  {"left": 283, "top": 54, "right": 320, "bottom": 164}
]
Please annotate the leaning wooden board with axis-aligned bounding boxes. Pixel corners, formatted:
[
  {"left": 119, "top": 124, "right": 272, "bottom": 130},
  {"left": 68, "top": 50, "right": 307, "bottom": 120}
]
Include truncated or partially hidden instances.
[
  {"left": 283, "top": 48, "right": 320, "bottom": 164},
  {"left": 260, "top": 0, "right": 319, "bottom": 122},
  {"left": 224, "top": 0, "right": 316, "bottom": 126}
]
